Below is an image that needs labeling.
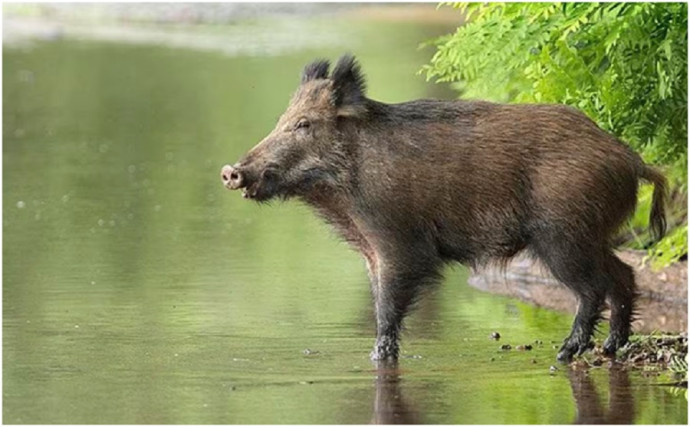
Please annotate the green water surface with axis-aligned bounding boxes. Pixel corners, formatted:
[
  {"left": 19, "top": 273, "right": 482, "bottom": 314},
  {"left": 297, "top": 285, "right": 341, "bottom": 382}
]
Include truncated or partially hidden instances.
[{"left": 3, "top": 14, "right": 687, "bottom": 424}]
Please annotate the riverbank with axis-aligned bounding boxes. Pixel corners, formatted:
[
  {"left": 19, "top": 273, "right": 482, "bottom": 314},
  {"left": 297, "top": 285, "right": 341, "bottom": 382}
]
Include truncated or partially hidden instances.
[{"left": 469, "top": 249, "right": 687, "bottom": 333}]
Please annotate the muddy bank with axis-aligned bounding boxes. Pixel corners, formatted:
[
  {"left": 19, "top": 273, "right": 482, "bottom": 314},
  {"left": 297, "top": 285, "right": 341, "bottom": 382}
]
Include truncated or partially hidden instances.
[
  {"left": 468, "top": 249, "right": 687, "bottom": 333},
  {"left": 568, "top": 334, "right": 688, "bottom": 388}
]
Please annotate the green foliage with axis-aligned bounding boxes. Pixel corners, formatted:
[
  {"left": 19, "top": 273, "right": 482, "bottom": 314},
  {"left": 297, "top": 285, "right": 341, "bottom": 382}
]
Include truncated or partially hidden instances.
[
  {"left": 647, "top": 224, "right": 688, "bottom": 268},
  {"left": 669, "top": 352, "right": 688, "bottom": 376},
  {"left": 668, "top": 352, "right": 688, "bottom": 400},
  {"left": 423, "top": 2, "right": 688, "bottom": 264}
]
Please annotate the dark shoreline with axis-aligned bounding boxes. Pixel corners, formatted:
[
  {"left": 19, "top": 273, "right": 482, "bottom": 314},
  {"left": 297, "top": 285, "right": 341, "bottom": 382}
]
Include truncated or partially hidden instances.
[{"left": 469, "top": 249, "right": 688, "bottom": 333}]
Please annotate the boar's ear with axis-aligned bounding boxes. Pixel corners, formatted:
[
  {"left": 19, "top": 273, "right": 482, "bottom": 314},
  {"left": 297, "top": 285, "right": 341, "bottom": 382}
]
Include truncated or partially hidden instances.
[
  {"left": 331, "top": 54, "right": 367, "bottom": 117},
  {"left": 302, "top": 59, "right": 330, "bottom": 84}
]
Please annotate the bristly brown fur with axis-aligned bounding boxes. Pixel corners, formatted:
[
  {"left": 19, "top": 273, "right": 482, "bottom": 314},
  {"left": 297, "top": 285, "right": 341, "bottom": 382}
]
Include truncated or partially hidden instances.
[
  {"left": 302, "top": 59, "right": 330, "bottom": 84},
  {"left": 331, "top": 54, "right": 367, "bottom": 114}
]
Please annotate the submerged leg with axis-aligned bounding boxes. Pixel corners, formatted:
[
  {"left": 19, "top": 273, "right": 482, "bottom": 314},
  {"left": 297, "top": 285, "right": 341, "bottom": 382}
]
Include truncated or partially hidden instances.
[
  {"left": 531, "top": 235, "right": 607, "bottom": 361},
  {"left": 369, "top": 249, "right": 441, "bottom": 361},
  {"left": 602, "top": 253, "right": 637, "bottom": 355},
  {"left": 558, "top": 288, "right": 606, "bottom": 361}
]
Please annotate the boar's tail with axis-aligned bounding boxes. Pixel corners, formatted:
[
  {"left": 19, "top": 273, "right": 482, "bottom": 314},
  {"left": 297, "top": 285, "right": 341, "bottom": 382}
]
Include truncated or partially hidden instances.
[{"left": 638, "top": 162, "right": 667, "bottom": 242}]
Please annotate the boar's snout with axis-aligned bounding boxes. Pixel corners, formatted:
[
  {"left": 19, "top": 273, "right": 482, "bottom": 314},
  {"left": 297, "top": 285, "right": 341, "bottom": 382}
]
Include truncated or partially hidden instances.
[{"left": 221, "top": 164, "right": 244, "bottom": 190}]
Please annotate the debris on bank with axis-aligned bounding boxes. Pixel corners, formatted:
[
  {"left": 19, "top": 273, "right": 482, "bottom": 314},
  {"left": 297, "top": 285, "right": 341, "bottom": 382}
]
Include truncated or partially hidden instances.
[
  {"left": 575, "top": 333, "right": 688, "bottom": 386},
  {"left": 618, "top": 333, "right": 687, "bottom": 367}
]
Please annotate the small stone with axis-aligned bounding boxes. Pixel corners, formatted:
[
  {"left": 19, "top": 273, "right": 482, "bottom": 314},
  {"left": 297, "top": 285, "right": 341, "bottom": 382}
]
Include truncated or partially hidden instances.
[
  {"left": 658, "top": 272, "right": 668, "bottom": 282},
  {"left": 490, "top": 331, "right": 501, "bottom": 340}
]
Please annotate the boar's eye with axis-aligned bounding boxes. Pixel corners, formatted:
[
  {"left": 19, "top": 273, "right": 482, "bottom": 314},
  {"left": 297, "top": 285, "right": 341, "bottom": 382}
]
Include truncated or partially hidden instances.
[{"left": 295, "top": 119, "right": 311, "bottom": 131}]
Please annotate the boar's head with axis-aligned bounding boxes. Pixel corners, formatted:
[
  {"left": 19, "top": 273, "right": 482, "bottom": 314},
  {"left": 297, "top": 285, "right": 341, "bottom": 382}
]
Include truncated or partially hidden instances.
[{"left": 221, "top": 55, "right": 367, "bottom": 201}]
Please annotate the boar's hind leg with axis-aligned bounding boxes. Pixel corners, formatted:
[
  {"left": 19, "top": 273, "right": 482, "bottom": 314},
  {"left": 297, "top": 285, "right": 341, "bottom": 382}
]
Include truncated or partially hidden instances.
[
  {"left": 531, "top": 236, "right": 607, "bottom": 362},
  {"left": 370, "top": 254, "right": 441, "bottom": 362},
  {"left": 602, "top": 253, "right": 636, "bottom": 356}
]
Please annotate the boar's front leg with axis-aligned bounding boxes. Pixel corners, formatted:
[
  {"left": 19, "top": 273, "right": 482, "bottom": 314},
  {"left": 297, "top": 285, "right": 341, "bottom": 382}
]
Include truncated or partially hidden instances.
[{"left": 369, "top": 247, "right": 441, "bottom": 361}]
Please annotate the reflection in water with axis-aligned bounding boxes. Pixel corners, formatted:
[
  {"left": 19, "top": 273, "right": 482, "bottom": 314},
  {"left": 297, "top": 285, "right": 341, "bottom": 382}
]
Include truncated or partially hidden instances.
[
  {"left": 371, "top": 362, "right": 639, "bottom": 425},
  {"left": 569, "top": 366, "right": 634, "bottom": 424},
  {"left": 371, "top": 361, "right": 420, "bottom": 424}
]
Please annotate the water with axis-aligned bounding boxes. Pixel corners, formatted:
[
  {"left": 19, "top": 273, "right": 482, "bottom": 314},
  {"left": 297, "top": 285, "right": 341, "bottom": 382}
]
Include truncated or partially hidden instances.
[{"left": 3, "top": 11, "right": 687, "bottom": 424}]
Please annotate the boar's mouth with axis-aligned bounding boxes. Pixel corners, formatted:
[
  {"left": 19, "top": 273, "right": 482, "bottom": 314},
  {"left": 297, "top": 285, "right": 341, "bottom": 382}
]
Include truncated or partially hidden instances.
[{"left": 241, "top": 167, "right": 281, "bottom": 201}]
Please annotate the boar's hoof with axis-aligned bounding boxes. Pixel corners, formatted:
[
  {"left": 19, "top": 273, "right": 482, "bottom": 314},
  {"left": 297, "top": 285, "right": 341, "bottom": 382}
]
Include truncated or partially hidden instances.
[
  {"left": 602, "top": 333, "right": 628, "bottom": 357},
  {"left": 370, "top": 338, "right": 399, "bottom": 362},
  {"left": 370, "top": 349, "right": 398, "bottom": 362},
  {"left": 556, "top": 339, "right": 594, "bottom": 363}
]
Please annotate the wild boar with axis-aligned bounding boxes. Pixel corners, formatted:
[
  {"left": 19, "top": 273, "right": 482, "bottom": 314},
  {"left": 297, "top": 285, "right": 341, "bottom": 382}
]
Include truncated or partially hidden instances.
[{"left": 221, "top": 55, "right": 666, "bottom": 362}]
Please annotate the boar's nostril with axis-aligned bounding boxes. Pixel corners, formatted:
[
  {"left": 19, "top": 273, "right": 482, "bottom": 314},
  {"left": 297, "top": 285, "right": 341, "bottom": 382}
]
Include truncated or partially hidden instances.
[
  {"left": 229, "top": 171, "right": 244, "bottom": 188},
  {"left": 221, "top": 164, "right": 244, "bottom": 189}
]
